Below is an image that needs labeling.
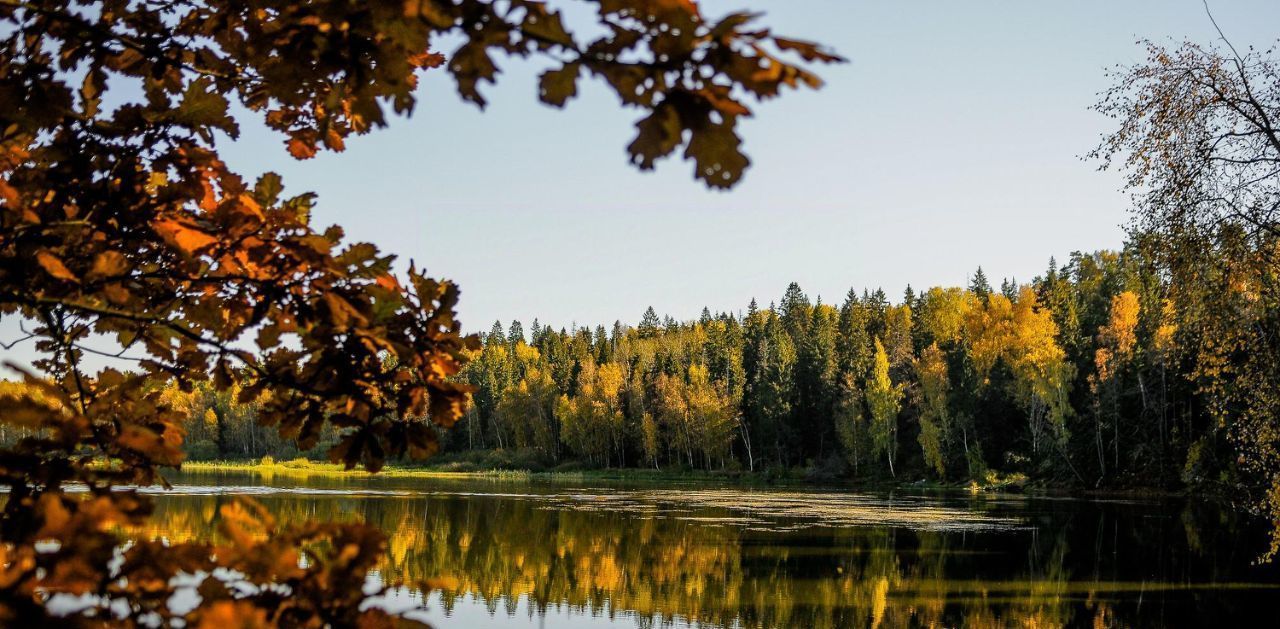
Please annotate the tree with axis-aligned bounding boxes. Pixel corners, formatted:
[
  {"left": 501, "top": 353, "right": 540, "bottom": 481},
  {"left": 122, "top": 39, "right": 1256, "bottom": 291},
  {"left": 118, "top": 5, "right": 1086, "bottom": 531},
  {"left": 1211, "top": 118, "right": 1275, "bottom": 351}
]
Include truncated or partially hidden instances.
[
  {"left": 1093, "top": 35, "right": 1280, "bottom": 554},
  {"left": 489, "top": 320, "right": 508, "bottom": 346},
  {"left": 758, "top": 311, "right": 797, "bottom": 467},
  {"left": 882, "top": 304, "right": 915, "bottom": 373},
  {"left": 917, "top": 287, "right": 975, "bottom": 348},
  {"left": 1091, "top": 291, "right": 1141, "bottom": 479},
  {"left": 1007, "top": 287, "right": 1074, "bottom": 459},
  {"left": 835, "top": 291, "right": 873, "bottom": 474},
  {"left": 508, "top": 320, "right": 526, "bottom": 346},
  {"left": 639, "top": 306, "right": 662, "bottom": 339},
  {"left": 779, "top": 282, "right": 812, "bottom": 338},
  {"left": 0, "top": 0, "right": 840, "bottom": 622},
  {"left": 558, "top": 360, "right": 624, "bottom": 466},
  {"left": 914, "top": 343, "right": 951, "bottom": 478},
  {"left": 970, "top": 267, "right": 993, "bottom": 301},
  {"left": 496, "top": 365, "right": 559, "bottom": 456},
  {"left": 794, "top": 298, "right": 837, "bottom": 460},
  {"left": 866, "top": 338, "right": 902, "bottom": 477}
]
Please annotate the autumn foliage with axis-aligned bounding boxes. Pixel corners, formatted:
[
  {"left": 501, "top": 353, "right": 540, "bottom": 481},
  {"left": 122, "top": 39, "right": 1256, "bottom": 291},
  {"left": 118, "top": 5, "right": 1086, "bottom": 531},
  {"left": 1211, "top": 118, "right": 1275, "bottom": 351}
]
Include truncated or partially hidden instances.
[{"left": 0, "top": 0, "right": 837, "bottom": 624}]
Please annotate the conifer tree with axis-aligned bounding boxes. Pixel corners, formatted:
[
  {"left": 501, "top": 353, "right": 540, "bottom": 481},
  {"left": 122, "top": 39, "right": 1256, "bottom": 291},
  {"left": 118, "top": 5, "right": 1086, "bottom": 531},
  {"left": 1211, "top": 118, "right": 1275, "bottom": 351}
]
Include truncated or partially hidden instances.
[
  {"left": 639, "top": 307, "right": 662, "bottom": 339},
  {"left": 971, "top": 267, "right": 993, "bottom": 301},
  {"left": 488, "top": 320, "right": 507, "bottom": 346}
]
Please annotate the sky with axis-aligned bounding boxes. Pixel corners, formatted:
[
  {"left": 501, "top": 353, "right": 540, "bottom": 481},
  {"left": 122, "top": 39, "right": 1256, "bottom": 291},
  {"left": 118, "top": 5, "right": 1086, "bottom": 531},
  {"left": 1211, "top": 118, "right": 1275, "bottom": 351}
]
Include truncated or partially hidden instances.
[{"left": 4, "top": 0, "right": 1280, "bottom": 363}]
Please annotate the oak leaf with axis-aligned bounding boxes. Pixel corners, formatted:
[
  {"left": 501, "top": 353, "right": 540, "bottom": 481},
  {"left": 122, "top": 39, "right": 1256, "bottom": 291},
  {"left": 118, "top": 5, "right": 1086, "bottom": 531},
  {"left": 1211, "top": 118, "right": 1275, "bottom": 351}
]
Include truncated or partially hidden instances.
[
  {"left": 36, "top": 251, "right": 78, "bottom": 282},
  {"left": 154, "top": 219, "right": 219, "bottom": 256}
]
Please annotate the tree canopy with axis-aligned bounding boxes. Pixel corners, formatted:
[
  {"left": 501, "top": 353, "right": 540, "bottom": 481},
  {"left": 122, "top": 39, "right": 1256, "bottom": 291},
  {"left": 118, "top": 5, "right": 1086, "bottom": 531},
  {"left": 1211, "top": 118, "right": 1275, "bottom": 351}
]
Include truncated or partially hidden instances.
[{"left": 0, "top": 0, "right": 839, "bottom": 624}]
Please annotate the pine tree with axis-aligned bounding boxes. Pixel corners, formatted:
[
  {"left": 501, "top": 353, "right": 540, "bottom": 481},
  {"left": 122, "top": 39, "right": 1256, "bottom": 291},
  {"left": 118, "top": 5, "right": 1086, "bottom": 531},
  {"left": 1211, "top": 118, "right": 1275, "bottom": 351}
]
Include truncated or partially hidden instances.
[
  {"left": 739, "top": 299, "right": 766, "bottom": 471},
  {"left": 1001, "top": 277, "right": 1019, "bottom": 300},
  {"left": 759, "top": 312, "right": 797, "bottom": 467},
  {"left": 970, "top": 267, "right": 992, "bottom": 301},
  {"left": 794, "top": 301, "right": 838, "bottom": 458},
  {"left": 639, "top": 306, "right": 661, "bottom": 339},
  {"left": 780, "top": 282, "right": 812, "bottom": 338},
  {"left": 488, "top": 320, "right": 506, "bottom": 346},
  {"left": 594, "top": 325, "right": 611, "bottom": 363}
]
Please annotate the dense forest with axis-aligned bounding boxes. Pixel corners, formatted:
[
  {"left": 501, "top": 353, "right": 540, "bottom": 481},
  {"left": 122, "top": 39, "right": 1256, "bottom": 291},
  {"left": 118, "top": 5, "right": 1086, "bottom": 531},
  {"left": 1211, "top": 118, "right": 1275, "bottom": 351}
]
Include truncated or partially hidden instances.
[
  {"left": 442, "top": 243, "right": 1267, "bottom": 491},
  {"left": 153, "top": 237, "right": 1272, "bottom": 499}
]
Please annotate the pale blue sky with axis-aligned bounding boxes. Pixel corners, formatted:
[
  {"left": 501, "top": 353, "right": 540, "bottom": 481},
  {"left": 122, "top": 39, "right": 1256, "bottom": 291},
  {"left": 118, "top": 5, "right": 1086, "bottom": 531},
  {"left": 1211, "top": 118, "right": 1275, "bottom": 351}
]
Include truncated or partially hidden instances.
[{"left": 5, "top": 1, "right": 1280, "bottom": 363}]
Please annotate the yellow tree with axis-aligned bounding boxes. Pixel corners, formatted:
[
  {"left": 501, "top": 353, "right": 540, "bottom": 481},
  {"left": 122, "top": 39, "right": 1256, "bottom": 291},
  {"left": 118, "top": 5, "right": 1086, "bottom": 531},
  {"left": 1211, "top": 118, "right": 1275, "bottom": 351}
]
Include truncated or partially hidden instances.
[
  {"left": 1090, "top": 291, "right": 1141, "bottom": 477},
  {"left": 497, "top": 366, "right": 559, "bottom": 456},
  {"left": 685, "top": 364, "right": 737, "bottom": 469},
  {"left": 883, "top": 304, "right": 915, "bottom": 371},
  {"left": 653, "top": 372, "right": 693, "bottom": 468},
  {"left": 596, "top": 362, "right": 628, "bottom": 465},
  {"left": 1007, "top": 287, "right": 1074, "bottom": 458},
  {"left": 865, "top": 338, "right": 903, "bottom": 477},
  {"left": 918, "top": 287, "right": 977, "bottom": 346},
  {"left": 964, "top": 293, "right": 1015, "bottom": 385},
  {"left": 964, "top": 288, "right": 1075, "bottom": 465},
  {"left": 913, "top": 343, "right": 951, "bottom": 478}
]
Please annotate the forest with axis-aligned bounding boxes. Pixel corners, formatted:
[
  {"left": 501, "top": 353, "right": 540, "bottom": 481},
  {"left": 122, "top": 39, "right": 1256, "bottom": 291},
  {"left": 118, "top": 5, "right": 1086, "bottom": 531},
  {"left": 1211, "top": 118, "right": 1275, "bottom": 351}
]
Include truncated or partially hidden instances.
[{"left": 159, "top": 237, "right": 1273, "bottom": 500}]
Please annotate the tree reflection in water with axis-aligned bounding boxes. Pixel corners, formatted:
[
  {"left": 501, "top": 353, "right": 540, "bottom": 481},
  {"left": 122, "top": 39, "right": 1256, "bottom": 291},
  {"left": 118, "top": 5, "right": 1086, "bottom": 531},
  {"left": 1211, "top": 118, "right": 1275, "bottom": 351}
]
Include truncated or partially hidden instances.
[{"left": 144, "top": 472, "right": 1280, "bottom": 628}]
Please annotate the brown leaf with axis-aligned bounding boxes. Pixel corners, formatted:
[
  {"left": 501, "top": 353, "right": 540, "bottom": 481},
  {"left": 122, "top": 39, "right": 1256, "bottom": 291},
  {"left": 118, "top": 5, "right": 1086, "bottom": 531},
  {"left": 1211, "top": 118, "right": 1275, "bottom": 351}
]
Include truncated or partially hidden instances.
[
  {"left": 287, "top": 137, "right": 317, "bottom": 160},
  {"left": 36, "top": 251, "right": 78, "bottom": 283},
  {"left": 685, "top": 122, "right": 749, "bottom": 189},
  {"left": 774, "top": 37, "right": 847, "bottom": 63},
  {"left": 154, "top": 219, "right": 219, "bottom": 257},
  {"left": 628, "top": 103, "right": 682, "bottom": 170},
  {"left": 538, "top": 62, "right": 580, "bottom": 108},
  {"left": 190, "top": 600, "right": 270, "bottom": 629},
  {"left": 88, "top": 251, "right": 128, "bottom": 280},
  {"left": 521, "top": 5, "right": 575, "bottom": 48}
]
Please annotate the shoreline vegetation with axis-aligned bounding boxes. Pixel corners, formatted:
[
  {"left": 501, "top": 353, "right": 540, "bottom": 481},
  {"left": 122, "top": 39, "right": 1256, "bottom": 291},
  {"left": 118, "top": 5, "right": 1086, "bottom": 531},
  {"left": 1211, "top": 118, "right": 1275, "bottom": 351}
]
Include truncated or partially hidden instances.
[{"left": 178, "top": 455, "right": 1222, "bottom": 500}]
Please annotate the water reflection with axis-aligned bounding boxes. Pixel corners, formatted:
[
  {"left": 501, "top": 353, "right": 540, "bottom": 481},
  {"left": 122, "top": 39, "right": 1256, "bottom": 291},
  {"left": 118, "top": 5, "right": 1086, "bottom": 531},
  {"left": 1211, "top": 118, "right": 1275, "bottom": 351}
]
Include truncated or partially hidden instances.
[{"left": 147, "top": 471, "right": 1280, "bottom": 628}]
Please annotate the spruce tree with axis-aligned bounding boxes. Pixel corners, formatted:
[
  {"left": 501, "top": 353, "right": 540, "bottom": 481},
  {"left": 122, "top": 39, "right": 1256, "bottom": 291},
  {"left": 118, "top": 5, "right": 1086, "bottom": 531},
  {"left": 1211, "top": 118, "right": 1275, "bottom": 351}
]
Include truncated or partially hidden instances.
[
  {"left": 1001, "top": 277, "right": 1019, "bottom": 300},
  {"left": 488, "top": 320, "right": 506, "bottom": 346},
  {"left": 639, "top": 306, "right": 661, "bottom": 338},
  {"left": 780, "top": 282, "right": 812, "bottom": 338},
  {"left": 970, "top": 267, "right": 992, "bottom": 300}
]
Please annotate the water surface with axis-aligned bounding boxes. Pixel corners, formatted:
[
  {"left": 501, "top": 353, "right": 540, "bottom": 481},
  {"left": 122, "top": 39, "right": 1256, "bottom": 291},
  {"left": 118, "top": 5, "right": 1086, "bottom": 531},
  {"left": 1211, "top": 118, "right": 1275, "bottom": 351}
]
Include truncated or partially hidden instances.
[{"left": 150, "top": 470, "right": 1280, "bottom": 627}]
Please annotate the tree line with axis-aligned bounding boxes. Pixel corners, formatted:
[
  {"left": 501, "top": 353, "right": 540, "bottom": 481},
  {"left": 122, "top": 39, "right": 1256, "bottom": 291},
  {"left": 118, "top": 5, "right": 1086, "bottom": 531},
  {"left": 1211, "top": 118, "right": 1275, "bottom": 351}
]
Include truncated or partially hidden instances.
[
  {"left": 440, "top": 247, "right": 1244, "bottom": 489},
  {"left": 150, "top": 235, "right": 1272, "bottom": 497}
]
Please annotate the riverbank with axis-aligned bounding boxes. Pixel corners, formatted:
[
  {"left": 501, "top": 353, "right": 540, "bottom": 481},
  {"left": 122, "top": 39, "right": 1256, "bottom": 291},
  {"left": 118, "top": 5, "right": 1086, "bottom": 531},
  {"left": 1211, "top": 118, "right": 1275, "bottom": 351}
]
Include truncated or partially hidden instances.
[
  {"left": 178, "top": 457, "right": 1206, "bottom": 499},
  {"left": 180, "top": 458, "right": 806, "bottom": 486}
]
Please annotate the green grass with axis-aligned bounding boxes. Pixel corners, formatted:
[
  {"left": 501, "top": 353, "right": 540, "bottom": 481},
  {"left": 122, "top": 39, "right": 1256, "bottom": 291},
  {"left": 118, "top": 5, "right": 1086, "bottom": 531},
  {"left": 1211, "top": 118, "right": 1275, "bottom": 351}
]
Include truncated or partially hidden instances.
[
  {"left": 178, "top": 456, "right": 809, "bottom": 486},
  {"left": 177, "top": 454, "right": 1190, "bottom": 497},
  {"left": 181, "top": 457, "right": 534, "bottom": 480}
]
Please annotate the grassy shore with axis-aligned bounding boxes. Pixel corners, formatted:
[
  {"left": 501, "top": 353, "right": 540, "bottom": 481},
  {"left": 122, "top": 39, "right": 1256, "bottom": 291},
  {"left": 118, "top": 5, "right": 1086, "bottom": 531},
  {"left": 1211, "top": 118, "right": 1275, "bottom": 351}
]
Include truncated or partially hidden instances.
[
  {"left": 178, "top": 456, "right": 1040, "bottom": 492},
  {"left": 181, "top": 458, "right": 538, "bottom": 481},
  {"left": 177, "top": 461, "right": 1221, "bottom": 504}
]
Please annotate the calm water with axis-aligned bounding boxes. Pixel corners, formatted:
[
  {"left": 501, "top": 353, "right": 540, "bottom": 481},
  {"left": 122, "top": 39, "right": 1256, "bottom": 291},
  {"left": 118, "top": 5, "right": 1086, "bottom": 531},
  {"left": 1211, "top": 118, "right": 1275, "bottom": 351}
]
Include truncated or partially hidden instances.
[{"left": 146, "top": 470, "right": 1280, "bottom": 628}]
